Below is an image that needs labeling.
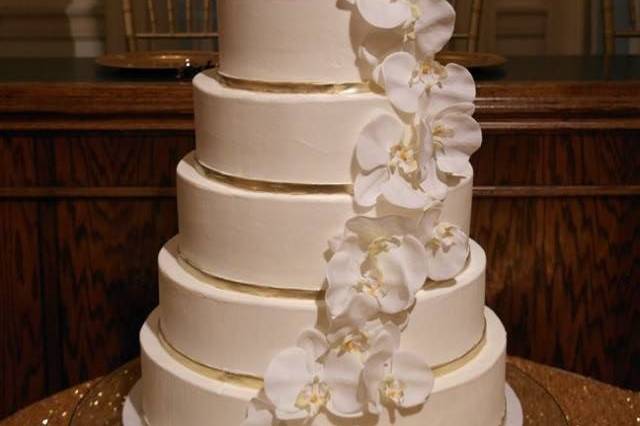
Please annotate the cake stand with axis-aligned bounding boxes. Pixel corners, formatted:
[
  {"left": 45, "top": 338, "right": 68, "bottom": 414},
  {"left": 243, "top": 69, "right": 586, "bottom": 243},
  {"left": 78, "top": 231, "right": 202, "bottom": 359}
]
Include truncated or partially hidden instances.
[{"left": 69, "top": 359, "right": 567, "bottom": 426}]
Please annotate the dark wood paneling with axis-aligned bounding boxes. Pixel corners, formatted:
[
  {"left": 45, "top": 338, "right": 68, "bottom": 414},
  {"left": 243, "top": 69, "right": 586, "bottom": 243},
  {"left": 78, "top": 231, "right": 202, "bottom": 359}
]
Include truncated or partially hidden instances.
[
  {"left": 0, "top": 131, "right": 193, "bottom": 419},
  {"left": 471, "top": 129, "right": 640, "bottom": 390},
  {"left": 0, "top": 135, "right": 46, "bottom": 416}
]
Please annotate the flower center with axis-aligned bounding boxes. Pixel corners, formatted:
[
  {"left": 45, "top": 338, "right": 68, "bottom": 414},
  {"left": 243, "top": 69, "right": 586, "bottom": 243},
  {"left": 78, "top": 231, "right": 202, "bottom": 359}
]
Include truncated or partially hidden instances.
[
  {"left": 389, "top": 126, "right": 419, "bottom": 176},
  {"left": 381, "top": 376, "right": 405, "bottom": 405},
  {"left": 427, "top": 223, "right": 455, "bottom": 251},
  {"left": 419, "top": 60, "right": 448, "bottom": 91},
  {"left": 432, "top": 121, "right": 454, "bottom": 150},
  {"left": 295, "top": 376, "right": 330, "bottom": 417},
  {"left": 341, "top": 330, "right": 369, "bottom": 354},
  {"left": 358, "top": 268, "right": 387, "bottom": 298},
  {"left": 367, "top": 237, "right": 394, "bottom": 257}
]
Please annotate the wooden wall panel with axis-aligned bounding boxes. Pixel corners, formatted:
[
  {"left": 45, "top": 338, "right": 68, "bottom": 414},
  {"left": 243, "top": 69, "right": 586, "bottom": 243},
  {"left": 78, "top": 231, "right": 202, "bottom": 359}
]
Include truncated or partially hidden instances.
[
  {"left": 0, "top": 135, "right": 46, "bottom": 416},
  {"left": 472, "top": 129, "right": 640, "bottom": 390},
  {"left": 0, "top": 131, "right": 193, "bottom": 419}
]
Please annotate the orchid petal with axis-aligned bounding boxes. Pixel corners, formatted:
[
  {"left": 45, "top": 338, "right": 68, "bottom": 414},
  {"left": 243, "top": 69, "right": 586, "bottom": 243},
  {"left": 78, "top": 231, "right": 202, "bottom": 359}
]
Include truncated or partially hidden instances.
[
  {"left": 242, "top": 394, "right": 274, "bottom": 426},
  {"left": 382, "top": 172, "right": 431, "bottom": 209},
  {"left": 354, "top": 167, "right": 388, "bottom": 208},
  {"left": 323, "top": 352, "right": 364, "bottom": 417},
  {"left": 414, "top": 0, "right": 456, "bottom": 56},
  {"left": 326, "top": 251, "right": 362, "bottom": 317},
  {"left": 356, "top": 0, "right": 412, "bottom": 29},
  {"left": 356, "top": 113, "right": 405, "bottom": 171},
  {"left": 297, "top": 329, "right": 329, "bottom": 362},
  {"left": 418, "top": 157, "right": 448, "bottom": 201},
  {"left": 380, "top": 52, "right": 425, "bottom": 113},
  {"left": 426, "top": 225, "right": 470, "bottom": 281},
  {"left": 396, "top": 236, "right": 429, "bottom": 294},
  {"left": 416, "top": 205, "right": 443, "bottom": 244},
  {"left": 359, "top": 30, "right": 404, "bottom": 83},
  {"left": 362, "top": 351, "right": 389, "bottom": 414},
  {"left": 435, "top": 113, "right": 482, "bottom": 176},
  {"left": 345, "top": 215, "right": 413, "bottom": 243},
  {"left": 370, "top": 322, "right": 401, "bottom": 356},
  {"left": 435, "top": 102, "right": 476, "bottom": 118},
  {"left": 428, "top": 63, "right": 476, "bottom": 117},
  {"left": 391, "top": 351, "right": 434, "bottom": 408},
  {"left": 375, "top": 249, "right": 414, "bottom": 314},
  {"left": 335, "top": 293, "right": 380, "bottom": 328},
  {"left": 264, "top": 347, "right": 314, "bottom": 414}
]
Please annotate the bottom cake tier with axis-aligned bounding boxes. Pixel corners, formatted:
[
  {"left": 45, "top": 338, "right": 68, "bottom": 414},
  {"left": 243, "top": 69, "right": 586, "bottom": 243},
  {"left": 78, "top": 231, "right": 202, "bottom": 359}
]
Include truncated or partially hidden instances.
[{"left": 140, "top": 308, "right": 507, "bottom": 426}]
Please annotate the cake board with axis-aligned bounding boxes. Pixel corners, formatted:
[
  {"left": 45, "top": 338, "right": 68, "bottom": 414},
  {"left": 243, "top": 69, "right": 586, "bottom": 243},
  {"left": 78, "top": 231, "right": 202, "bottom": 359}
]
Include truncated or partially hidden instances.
[{"left": 121, "top": 380, "right": 524, "bottom": 426}]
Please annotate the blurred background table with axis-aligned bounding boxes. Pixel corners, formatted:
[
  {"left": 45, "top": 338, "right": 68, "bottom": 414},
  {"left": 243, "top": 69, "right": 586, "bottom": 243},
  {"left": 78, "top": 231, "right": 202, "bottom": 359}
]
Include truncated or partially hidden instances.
[{"left": 0, "top": 56, "right": 639, "bottom": 420}]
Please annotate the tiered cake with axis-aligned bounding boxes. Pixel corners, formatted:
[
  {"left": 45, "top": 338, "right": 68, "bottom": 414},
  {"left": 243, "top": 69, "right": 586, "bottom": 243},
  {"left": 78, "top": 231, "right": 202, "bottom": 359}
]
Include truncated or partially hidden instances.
[{"left": 139, "top": 1, "right": 507, "bottom": 425}]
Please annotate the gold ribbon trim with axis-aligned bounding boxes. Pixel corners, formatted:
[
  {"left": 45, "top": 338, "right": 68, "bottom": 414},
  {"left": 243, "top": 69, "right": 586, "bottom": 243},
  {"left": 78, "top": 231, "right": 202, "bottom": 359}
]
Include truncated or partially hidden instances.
[
  {"left": 158, "top": 321, "right": 264, "bottom": 390},
  {"left": 158, "top": 317, "right": 487, "bottom": 389},
  {"left": 215, "top": 71, "right": 374, "bottom": 95},
  {"left": 194, "top": 157, "right": 353, "bottom": 195},
  {"left": 177, "top": 250, "right": 322, "bottom": 300},
  {"left": 177, "top": 246, "right": 475, "bottom": 302}
]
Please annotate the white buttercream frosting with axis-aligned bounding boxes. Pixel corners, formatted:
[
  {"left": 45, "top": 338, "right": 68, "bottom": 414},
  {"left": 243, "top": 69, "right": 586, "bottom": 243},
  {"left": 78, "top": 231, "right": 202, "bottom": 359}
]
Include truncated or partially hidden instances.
[
  {"left": 142, "top": 308, "right": 506, "bottom": 426},
  {"left": 177, "top": 152, "right": 472, "bottom": 289},
  {"left": 193, "top": 70, "right": 394, "bottom": 185},
  {"left": 218, "top": 0, "right": 370, "bottom": 83},
  {"left": 159, "top": 237, "right": 486, "bottom": 377}
]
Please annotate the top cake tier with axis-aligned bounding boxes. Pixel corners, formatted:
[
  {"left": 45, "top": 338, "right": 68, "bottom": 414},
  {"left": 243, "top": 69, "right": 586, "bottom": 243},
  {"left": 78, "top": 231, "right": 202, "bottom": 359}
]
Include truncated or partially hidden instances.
[{"left": 218, "top": 0, "right": 369, "bottom": 84}]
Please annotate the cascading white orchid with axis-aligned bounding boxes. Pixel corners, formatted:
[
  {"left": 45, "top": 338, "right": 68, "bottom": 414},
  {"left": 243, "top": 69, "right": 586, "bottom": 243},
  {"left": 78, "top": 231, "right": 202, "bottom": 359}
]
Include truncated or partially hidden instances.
[
  {"left": 355, "top": 0, "right": 455, "bottom": 57},
  {"left": 242, "top": 393, "right": 276, "bottom": 426},
  {"left": 424, "top": 107, "right": 482, "bottom": 178},
  {"left": 325, "top": 215, "right": 429, "bottom": 318},
  {"left": 353, "top": 112, "right": 447, "bottom": 209},
  {"left": 263, "top": 329, "right": 363, "bottom": 421},
  {"left": 243, "top": 1, "right": 481, "bottom": 423},
  {"left": 327, "top": 316, "right": 403, "bottom": 362},
  {"left": 418, "top": 205, "right": 470, "bottom": 281},
  {"left": 362, "top": 324, "right": 434, "bottom": 414},
  {"left": 376, "top": 51, "right": 476, "bottom": 114}
]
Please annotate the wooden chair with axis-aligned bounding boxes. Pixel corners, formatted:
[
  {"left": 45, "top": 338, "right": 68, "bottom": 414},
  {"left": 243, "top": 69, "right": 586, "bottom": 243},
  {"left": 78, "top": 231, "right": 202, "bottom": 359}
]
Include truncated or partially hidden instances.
[
  {"left": 122, "top": 0, "right": 218, "bottom": 52},
  {"left": 603, "top": 0, "right": 640, "bottom": 54},
  {"left": 449, "top": 0, "right": 485, "bottom": 52}
]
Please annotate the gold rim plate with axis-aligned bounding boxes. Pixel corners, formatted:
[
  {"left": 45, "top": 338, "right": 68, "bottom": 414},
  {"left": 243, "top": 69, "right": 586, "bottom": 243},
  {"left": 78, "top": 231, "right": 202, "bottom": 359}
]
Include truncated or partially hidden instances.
[
  {"left": 96, "top": 51, "right": 218, "bottom": 70},
  {"left": 436, "top": 51, "right": 507, "bottom": 69}
]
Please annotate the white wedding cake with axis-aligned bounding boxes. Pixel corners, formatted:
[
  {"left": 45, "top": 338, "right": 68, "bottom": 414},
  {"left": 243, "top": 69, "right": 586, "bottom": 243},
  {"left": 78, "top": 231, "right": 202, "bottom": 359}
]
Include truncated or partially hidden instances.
[{"left": 139, "top": 1, "right": 507, "bottom": 425}]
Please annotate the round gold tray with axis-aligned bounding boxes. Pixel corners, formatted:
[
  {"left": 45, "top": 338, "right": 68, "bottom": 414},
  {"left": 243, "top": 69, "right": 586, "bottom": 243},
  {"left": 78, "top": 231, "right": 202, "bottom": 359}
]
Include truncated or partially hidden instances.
[
  {"left": 96, "top": 51, "right": 218, "bottom": 70},
  {"left": 436, "top": 51, "right": 507, "bottom": 69},
  {"left": 69, "top": 359, "right": 567, "bottom": 425}
]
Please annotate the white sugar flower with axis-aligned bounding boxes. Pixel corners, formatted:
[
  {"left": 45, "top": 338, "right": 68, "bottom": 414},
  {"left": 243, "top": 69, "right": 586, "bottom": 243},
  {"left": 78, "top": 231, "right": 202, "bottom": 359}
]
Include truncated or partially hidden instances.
[
  {"left": 354, "top": 112, "right": 447, "bottom": 209},
  {"left": 326, "top": 216, "right": 428, "bottom": 318},
  {"left": 355, "top": 0, "right": 455, "bottom": 57},
  {"left": 242, "top": 392, "right": 275, "bottom": 426},
  {"left": 264, "top": 329, "right": 363, "bottom": 421},
  {"left": 328, "top": 317, "right": 403, "bottom": 362},
  {"left": 418, "top": 206, "right": 470, "bottom": 281},
  {"left": 362, "top": 327, "right": 434, "bottom": 414},
  {"left": 424, "top": 108, "right": 481, "bottom": 178},
  {"left": 377, "top": 52, "right": 475, "bottom": 114},
  {"left": 419, "top": 63, "right": 476, "bottom": 122}
]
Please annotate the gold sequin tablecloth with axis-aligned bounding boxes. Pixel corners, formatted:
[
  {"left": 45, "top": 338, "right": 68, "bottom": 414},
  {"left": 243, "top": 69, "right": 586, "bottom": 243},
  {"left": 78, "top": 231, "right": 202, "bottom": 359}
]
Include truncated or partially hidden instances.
[{"left": 2, "top": 357, "right": 638, "bottom": 426}]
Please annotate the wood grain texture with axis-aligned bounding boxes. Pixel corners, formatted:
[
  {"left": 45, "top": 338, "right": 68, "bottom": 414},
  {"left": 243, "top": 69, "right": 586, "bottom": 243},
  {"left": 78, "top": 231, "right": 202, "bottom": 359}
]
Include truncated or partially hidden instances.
[
  {"left": 472, "top": 128, "right": 640, "bottom": 390},
  {"left": 0, "top": 131, "right": 193, "bottom": 418},
  {"left": 0, "top": 135, "right": 46, "bottom": 417}
]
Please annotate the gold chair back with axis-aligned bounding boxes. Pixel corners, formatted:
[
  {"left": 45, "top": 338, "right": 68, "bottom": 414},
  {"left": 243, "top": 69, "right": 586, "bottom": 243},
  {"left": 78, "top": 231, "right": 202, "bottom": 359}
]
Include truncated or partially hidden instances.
[
  {"left": 450, "top": 0, "right": 485, "bottom": 52},
  {"left": 122, "top": 0, "right": 218, "bottom": 52},
  {"left": 603, "top": 0, "right": 640, "bottom": 54}
]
